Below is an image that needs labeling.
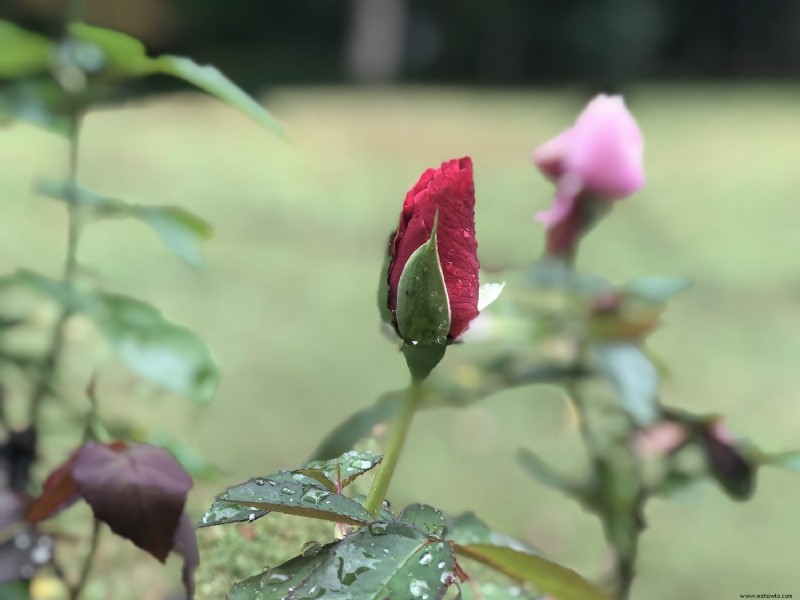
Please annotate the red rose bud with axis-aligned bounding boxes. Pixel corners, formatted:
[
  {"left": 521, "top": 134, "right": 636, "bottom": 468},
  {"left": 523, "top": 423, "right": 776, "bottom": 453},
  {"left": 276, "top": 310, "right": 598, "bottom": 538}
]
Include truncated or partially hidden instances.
[{"left": 388, "top": 157, "right": 480, "bottom": 343}]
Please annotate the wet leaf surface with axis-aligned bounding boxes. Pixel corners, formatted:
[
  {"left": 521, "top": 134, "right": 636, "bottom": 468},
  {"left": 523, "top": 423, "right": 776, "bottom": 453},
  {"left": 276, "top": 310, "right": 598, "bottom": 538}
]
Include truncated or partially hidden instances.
[{"left": 228, "top": 520, "right": 456, "bottom": 599}]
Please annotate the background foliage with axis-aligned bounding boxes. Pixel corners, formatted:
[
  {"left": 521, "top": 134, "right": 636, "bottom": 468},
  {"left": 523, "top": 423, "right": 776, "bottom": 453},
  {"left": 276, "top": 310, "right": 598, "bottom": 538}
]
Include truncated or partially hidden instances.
[{"left": 5, "top": 0, "right": 800, "bottom": 86}]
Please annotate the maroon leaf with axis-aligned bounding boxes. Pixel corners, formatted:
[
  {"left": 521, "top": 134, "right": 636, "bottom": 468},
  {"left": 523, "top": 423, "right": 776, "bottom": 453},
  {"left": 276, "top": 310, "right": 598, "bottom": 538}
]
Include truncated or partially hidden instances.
[
  {"left": 72, "top": 443, "right": 192, "bottom": 562},
  {"left": 27, "top": 451, "right": 80, "bottom": 524},
  {"left": 388, "top": 157, "right": 480, "bottom": 340},
  {"left": 173, "top": 512, "right": 199, "bottom": 598},
  {"left": 698, "top": 419, "right": 755, "bottom": 500}
]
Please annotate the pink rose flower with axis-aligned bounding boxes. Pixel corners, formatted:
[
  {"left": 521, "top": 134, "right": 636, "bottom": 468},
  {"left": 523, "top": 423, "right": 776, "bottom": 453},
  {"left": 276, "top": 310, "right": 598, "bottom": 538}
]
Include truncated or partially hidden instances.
[{"left": 533, "top": 94, "right": 645, "bottom": 257}]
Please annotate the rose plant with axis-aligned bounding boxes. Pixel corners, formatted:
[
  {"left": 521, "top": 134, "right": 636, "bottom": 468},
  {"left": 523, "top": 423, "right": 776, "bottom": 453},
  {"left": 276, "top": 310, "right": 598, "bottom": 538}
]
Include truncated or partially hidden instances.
[
  {"left": 0, "top": 12, "right": 282, "bottom": 600},
  {"left": 3, "top": 12, "right": 800, "bottom": 599},
  {"left": 196, "top": 94, "right": 800, "bottom": 600}
]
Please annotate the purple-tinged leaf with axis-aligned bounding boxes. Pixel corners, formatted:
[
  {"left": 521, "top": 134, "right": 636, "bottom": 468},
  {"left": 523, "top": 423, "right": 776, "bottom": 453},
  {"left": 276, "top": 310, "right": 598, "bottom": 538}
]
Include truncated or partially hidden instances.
[
  {"left": 72, "top": 443, "right": 192, "bottom": 562},
  {"left": 173, "top": 512, "right": 199, "bottom": 599},
  {"left": 26, "top": 452, "right": 80, "bottom": 524}
]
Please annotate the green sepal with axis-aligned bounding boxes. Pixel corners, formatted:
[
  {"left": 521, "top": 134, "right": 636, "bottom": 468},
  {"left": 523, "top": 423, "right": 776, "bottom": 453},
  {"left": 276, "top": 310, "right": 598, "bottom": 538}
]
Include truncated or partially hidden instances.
[
  {"left": 402, "top": 342, "right": 446, "bottom": 382},
  {"left": 376, "top": 230, "right": 395, "bottom": 327},
  {"left": 395, "top": 211, "right": 450, "bottom": 345}
]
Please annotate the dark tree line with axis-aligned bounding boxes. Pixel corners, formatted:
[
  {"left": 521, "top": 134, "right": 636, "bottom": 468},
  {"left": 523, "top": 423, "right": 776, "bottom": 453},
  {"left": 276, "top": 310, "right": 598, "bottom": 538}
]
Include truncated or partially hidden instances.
[{"left": 5, "top": 0, "right": 800, "bottom": 87}]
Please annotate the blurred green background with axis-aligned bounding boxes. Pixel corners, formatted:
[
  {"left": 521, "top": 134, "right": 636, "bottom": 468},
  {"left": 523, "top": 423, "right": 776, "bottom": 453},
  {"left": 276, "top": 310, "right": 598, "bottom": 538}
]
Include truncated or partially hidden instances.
[{"left": 2, "top": 1, "right": 800, "bottom": 599}]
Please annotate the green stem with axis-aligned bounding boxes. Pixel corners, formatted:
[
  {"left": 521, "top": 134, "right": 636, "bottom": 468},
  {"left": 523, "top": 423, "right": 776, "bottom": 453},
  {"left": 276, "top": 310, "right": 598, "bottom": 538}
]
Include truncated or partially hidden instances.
[
  {"left": 69, "top": 518, "right": 101, "bottom": 600},
  {"left": 364, "top": 380, "right": 424, "bottom": 517},
  {"left": 28, "top": 114, "right": 84, "bottom": 424},
  {"left": 569, "top": 379, "right": 643, "bottom": 600}
]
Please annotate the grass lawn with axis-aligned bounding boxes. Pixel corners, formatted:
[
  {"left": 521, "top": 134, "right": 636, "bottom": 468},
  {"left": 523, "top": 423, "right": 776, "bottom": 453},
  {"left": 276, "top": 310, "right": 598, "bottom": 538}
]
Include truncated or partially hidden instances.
[{"left": 1, "top": 85, "right": 799, "bottom": 599}]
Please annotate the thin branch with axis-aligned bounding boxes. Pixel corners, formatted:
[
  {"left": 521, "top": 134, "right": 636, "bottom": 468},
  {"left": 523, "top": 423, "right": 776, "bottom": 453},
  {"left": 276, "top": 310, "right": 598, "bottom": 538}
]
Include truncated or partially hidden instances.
[
  {"left": 68, "top": 518, "right": 101, "bottom": 600},
  {"left": 28, "top": 113, "right": 84, "bottom": 425}
]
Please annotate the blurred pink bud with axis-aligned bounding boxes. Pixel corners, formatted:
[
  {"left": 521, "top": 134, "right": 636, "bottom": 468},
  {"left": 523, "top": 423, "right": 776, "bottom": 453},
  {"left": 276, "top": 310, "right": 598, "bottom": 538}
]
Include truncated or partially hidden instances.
[
  {"left": 633, "top": 421, "right": 689, "bottom": 457},
  {"left": 533, "top": 95, "right": 645, "bottom": 257}
]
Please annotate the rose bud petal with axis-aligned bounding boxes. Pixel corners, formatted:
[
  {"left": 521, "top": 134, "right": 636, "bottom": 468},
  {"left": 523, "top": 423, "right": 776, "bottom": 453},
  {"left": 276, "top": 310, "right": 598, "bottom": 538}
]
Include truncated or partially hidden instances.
[
  {"left": 533, "top": 95, "right": 645, "bottom": 258},
  {"left": 387, "top": 157, "right": 480, "bottom": 342}
]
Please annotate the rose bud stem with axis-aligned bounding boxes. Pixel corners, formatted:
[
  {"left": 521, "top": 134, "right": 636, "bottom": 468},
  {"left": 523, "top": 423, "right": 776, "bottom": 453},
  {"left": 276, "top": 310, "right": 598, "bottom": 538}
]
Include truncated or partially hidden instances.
[{"left": 364, "top": 379, "right": 425, "bottom": 517}]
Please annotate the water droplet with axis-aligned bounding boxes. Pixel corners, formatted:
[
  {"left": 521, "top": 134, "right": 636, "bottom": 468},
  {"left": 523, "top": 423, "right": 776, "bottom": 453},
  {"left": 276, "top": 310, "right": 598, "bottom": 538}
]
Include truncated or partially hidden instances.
[
  {"left": 382, "top": 499, "right": 391, "bottom": 510},
  {"left": 462, "top": 228, "right": 470, "bottom": 238},
  {"left": 247, "top": 513, "right": 256, "bottom": 522},
  {"left": 440, "top": 571, "right": 454, "bottom": 584},
  {"left": 301, "top": 488, "right": 330, "bottom": 505},
  {"left": 410, "top": 579, "right": 430, "bottom": 598},
  {"left": 305, "top": 585, "right": 325, "bottom": 598},
  {"left": 266, "top": 571, "right": 289, "bottom": 584},
  {"left": 254, "top": 478, "right": 265, "bottom": 486},
  {"left": 267, "top": 480, "right": 277, "bottom": 487},
  {"left": 14, "top": 534, "right": 31, "bottom": 550},
  {"left": 280, "top": 487, "right": 296, "bottom": 495},
  {"left": 456, "top": 280, "right": 463, "bottom": 289},
  {"left": 437, "top": 561, "right": 446, "bottom": 569},
  {"left": 301, "top": 541, "right": 322, "bottom": 557},
  {"left": 444, "top": 261, "right": 454, "bottom": 273},
  {"left": 351, "top": 459, "right": 373, "bottom": 470},
  {"left": 508, "top": 586, "right": 522, "bottom": 597},
  {"left": 369, "top": 521, "right": 389, "bottom": 536},
  {"left": 418, "top": 552, "right": 433, "bottom": 565},
  {"left": 30, "top": 544, "right": 51, "bottom": 565}
]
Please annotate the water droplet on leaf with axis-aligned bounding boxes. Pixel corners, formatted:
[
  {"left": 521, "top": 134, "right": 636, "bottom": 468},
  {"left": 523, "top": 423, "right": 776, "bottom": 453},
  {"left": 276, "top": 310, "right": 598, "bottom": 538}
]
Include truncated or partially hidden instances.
[
  {"left": 369, "top": 521, "right": 389, "bottom": 536},
  {"left": 301, "top": 541, "right": 322, "bottom": 557},
  {"left": 301, "top": 488, "right": 330, "bottom": 505},
  {"left": 410, "top": 579, "right": 430, "bottom": 598},
  {"left": 266, "top": 571, "right": 289, "bottom": 584}
]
